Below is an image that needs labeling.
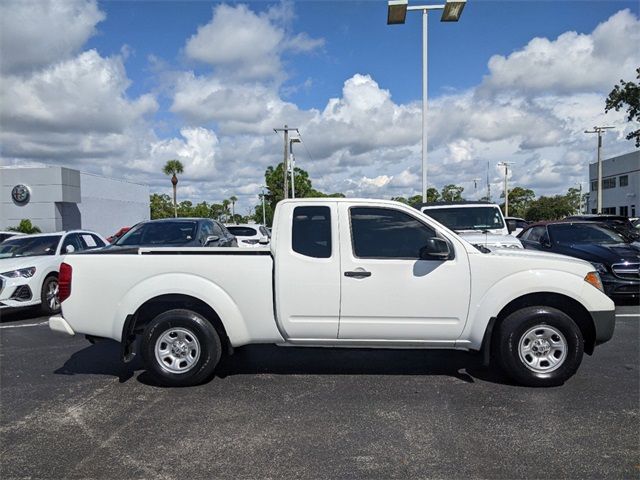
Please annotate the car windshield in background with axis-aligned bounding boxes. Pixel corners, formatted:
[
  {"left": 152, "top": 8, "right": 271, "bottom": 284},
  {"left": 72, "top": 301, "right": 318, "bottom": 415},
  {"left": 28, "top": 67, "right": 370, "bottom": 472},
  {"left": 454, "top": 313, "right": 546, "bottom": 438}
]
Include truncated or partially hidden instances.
[
  {"left": 0, "top": 236, "right": 61, "bottom": 258},
  {"left": 549, "top": 224, "right": 627, "bottom": 245},
  {"left": 116, "top": 221, "right": 198, "bottom": 246},
  {"left": 227, "top": 226, "right": 258, "bottom": 237},
  {"left": 424, "top": 207, "right": 504, "bottom": 231}
]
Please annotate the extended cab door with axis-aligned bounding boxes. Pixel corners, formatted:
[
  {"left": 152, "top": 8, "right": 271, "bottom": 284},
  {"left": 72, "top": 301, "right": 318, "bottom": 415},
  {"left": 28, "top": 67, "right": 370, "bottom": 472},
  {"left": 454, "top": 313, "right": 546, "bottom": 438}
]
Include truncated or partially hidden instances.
[
  {"left": 275, "top": 203, "right": 341, "bottom": 339},
  {"left": 337, "top": 204, "right": 471, "bottom": 342}
]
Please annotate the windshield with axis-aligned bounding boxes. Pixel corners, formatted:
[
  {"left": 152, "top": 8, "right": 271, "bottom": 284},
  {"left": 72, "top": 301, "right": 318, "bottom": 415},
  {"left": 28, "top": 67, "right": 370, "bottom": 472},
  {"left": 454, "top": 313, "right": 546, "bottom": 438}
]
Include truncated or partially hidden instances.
[
  {"left": 423, "top": 206, "right": 505, "bottom": 231},
  {"left": 0, "top": 235, "right": 61, "bottom": 258},
  {"left": 227, "top": 226, "right": 257, "bottom": 237},
  {"left": 549, "top": 224, "right": 627, "bottom": 245},
  {"left": 116, "top": 221, "right": 198, "bottom": 246}
]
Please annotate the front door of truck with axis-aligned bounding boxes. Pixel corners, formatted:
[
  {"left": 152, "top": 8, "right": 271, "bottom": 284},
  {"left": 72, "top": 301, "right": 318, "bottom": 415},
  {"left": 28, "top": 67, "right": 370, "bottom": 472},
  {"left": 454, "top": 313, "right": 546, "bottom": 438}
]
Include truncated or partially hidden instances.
[
  {"left": 338, "top": 204, "right": 471, "bottom": 342},
  {"left": 275, "top": 203, "right": 341, "bottom": 339}
]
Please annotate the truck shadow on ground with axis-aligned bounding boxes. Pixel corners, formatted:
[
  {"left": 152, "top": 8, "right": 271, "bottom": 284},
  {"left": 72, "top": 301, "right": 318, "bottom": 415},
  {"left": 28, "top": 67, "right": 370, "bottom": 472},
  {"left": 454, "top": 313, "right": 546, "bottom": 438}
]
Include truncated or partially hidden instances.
[{"left": 55, "top": 339, "right": 516, "bottom": 387}]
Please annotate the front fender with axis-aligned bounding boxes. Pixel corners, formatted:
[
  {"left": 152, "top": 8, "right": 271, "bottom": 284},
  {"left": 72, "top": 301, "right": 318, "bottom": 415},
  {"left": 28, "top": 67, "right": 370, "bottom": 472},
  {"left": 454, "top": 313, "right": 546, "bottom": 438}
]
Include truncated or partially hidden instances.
[
  {"left": 460, "top": 269, "right": 613, "bottom": 349},
  {"left": 112, "top": 273, "right": 251, "bottom": 346}
]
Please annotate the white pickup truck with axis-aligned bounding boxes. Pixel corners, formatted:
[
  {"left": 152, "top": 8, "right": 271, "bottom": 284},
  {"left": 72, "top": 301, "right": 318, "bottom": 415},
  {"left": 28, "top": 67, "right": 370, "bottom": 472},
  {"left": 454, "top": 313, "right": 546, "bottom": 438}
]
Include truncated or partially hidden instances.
[{"left": 50, "top": 198, "right": 615, "bottom": 387}]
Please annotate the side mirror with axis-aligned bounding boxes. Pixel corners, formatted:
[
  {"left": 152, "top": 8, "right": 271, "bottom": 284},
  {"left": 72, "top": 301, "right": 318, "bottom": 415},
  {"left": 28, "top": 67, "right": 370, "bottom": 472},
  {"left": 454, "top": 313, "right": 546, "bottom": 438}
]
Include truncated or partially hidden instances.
[
  {"left": 204, "top": 235, "right": 220, "bottom": 246},
  {"left": 65, "top": 245, "right": 75, "bottom": 253},
  {"left": 419, "top": 237, "right": 451, "bottom": 261},
  {"left": 506, "top": 219, "right": 516, "bottom": 234},
  {"left": 258, "top": 236, "right": 270, "bottom": 245}
]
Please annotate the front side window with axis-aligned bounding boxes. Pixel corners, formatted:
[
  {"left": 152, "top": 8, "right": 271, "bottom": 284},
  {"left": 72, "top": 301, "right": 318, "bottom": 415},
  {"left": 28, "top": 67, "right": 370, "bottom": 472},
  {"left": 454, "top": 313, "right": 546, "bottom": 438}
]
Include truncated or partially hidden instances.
[
  {"left": 292, "top": 206, "right": 331, "bottom": 258},
  {"left": 227, "top": 226, "right": 258, "bottom": 237},
  {"left": 526, "top": 226, "right": 547, "bottom": 243},
  {"left": 350, "top": 207, "right": 436, "bottom": 259}
]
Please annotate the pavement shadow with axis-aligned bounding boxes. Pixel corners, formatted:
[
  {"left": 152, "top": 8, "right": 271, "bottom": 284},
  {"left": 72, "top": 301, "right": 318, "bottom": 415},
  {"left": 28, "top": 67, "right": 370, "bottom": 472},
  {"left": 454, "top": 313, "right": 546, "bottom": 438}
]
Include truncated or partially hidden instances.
[
  {"left": 54, "top": 339, "right": 143, "bottom": 383},
  {"left": 0, "top": 306, "right": 44, "bottom": 323},
  {"left": 137, "top": 344, "right": 515, "bottom": 387},
  {"left": 54, "top": 340, "right": 515, "bottom": 387}
]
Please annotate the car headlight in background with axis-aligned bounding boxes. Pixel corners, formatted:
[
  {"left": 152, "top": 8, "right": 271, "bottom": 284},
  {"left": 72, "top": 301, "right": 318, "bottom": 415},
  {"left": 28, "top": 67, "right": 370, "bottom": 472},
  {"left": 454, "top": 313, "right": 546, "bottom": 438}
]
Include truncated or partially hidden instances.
[
  {"left": 590, "top": 262, "right": 608, "bottom": 275},
  {"left": 0, "top": 267, "right": 36, "bottom": 278}
]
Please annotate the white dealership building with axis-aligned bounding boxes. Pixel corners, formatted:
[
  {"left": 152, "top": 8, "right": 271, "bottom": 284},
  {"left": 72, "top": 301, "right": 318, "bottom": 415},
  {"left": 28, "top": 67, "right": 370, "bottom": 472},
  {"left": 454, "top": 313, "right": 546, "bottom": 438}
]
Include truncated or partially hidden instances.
[
  {"left": 0, "top": 166, "right": 149, "bottom": 236},
  {"left": 588, "top": 150, "right": 640, "bottom": 217}
]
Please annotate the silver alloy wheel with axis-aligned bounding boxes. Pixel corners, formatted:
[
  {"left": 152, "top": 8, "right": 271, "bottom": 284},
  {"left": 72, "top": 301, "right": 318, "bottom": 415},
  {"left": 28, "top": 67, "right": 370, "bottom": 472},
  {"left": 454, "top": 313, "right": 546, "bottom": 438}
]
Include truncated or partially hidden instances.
[
  {"left": 46, "top": 279, "right": 60, "bottom": 311},
  {"left": 154, "top": 327, "right": 201, "bottom": 374},
  {"left": 518, "top": 325, "right": 567, "bottom": 373}
]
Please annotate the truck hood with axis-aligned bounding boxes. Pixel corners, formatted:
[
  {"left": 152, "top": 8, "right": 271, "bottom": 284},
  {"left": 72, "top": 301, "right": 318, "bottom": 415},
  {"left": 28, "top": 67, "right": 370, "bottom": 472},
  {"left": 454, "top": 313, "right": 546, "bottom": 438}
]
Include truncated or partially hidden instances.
[
  {"left": 0, "top": 255, "right": 61, "bottom": 275},
  {"left": 457, "top": 231, "right": 523, "bottom": 249},
  {"left": 486, "top": 247, "right": 594, "bottom": 272}
]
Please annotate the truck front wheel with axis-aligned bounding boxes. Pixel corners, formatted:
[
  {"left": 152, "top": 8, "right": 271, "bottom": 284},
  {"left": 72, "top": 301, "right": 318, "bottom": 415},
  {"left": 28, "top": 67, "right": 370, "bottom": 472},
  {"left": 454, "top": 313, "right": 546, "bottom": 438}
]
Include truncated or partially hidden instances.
[
  {"left": 496, "top": 306, "right": 584, "bottom": 387},
  {"left": 141, "top": 309, "right": 221, "bottom": 387}
]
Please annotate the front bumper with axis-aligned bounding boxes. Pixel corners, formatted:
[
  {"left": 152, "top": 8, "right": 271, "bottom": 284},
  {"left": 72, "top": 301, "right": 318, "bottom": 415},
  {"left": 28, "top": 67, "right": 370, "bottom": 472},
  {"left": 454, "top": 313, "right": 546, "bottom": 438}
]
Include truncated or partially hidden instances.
[
  {"left": 49, "top": 315, "right": 75, "bottom": 336},
  {"left": 0, "top": 276, "right": 40, "bottom": 309},
  {"left": 602, "top": 274, "right": 639, "bottom": 300},
  {"left": 590, "top": 310, "right": 616, "bottom": 345}
]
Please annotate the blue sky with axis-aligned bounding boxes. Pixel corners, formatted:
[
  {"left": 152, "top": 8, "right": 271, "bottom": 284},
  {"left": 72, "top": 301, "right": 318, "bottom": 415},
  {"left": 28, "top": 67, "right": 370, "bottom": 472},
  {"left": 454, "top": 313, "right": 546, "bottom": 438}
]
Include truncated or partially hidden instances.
[{"left": 1, "top": 1, "right": 639, "bottom": 212}]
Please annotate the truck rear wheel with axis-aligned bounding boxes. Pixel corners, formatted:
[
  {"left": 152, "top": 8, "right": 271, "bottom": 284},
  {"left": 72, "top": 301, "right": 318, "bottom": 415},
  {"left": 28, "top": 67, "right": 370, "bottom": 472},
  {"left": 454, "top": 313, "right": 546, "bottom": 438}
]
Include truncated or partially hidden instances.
[
  {"left": 141, "top": 309, "right": 221, "bottom": 387},
  {"left": 496, "top": 306, "right": 584, "bottom": 387}
]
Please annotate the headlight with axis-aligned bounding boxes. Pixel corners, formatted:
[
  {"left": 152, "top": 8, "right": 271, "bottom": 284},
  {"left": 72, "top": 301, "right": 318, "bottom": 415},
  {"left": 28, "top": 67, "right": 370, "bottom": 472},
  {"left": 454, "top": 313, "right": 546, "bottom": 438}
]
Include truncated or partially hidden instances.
[
  {"left": 0, "top": 267, "right": 36, "bottom": 278},
  {"left": 584, "top": 271, "right": 604, "bottom": 293},
  {"left": 590, "top": 262, "right": 608, "bottom": 275}
]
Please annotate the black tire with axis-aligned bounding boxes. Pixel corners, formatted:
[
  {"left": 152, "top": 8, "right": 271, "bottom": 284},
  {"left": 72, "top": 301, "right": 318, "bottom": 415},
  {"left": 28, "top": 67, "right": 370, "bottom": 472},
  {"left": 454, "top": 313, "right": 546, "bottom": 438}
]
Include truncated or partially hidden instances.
[
  {"left": 40, "top": 275, "right": 60, "bottom": 315},
  {"left": 496, "top": 306, "right": 584, "bottom": 387},
  {"left": 141, "top": 309, "right": 222, "bottom": 387}
]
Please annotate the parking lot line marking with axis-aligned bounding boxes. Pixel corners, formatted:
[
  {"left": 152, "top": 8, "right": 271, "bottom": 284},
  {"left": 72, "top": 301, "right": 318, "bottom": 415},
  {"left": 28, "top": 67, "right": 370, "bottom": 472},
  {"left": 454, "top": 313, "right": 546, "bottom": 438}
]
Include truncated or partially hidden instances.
[
  {"left": 615, "top": 314, "right": 640, "bottom": 317},
  {"left": 0, "top": 321, "right": 48, "bottom": 329}
]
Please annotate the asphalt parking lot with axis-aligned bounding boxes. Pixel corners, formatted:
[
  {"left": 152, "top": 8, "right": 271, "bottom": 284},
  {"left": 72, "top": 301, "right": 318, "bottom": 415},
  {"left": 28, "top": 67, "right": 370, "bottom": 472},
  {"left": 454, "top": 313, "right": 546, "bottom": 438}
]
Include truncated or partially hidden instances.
[{"left": 1, "top": 306, "right": 638, "bottom": 479}]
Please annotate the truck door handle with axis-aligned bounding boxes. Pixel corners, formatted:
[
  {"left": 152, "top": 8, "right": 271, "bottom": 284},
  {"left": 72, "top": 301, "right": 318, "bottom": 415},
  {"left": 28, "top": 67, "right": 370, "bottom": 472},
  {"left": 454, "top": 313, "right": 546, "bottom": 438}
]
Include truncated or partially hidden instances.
[{"left": 344, "top": 270, "right": 372, "bottom": 278}]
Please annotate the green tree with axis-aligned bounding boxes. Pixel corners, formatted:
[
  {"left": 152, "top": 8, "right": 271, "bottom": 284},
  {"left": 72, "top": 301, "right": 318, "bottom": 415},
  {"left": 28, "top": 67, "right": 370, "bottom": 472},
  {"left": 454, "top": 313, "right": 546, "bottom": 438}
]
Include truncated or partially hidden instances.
[
  {"left": 524, "top": 195, "right": 574, "bottom": 221},
  {"left": 191, "top": 201, "right": 211, "bottom": 218},
  {"left": 426, "top": 188, "right": 440, "bottom": 203},
  {"left": 605, "top": 67, "right": 640, "bottom": 147},
  {"left": 7, "top": 219, "right": 41, "bottom": 234},
  {"left": 441, "top": 184, "right": 464, "bottom": 202},
  {"left": 500, "top": 186, "right": 535, "bottom": 218},
  {"left": 221, "top": 199, "right": 231, "bottom": 223},
  {"left": 229, "top": 196, "right": 238, "bottom": 223},
  {"left": 177, "top": 200, "right": 193, "bottom": 217},
  {"left": 150, "top": 193, "right": 174, "bottom": 219},
  {"left": 162, "top": 159, "right": 184, "bottom": 218}
]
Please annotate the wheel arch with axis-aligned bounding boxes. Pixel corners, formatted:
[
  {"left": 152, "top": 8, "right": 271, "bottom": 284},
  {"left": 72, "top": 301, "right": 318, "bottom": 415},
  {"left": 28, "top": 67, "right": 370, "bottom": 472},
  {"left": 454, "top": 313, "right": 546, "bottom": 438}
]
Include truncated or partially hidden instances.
[
  {"left": 122, "top": 294, "right": 233, "bottom": 362},
  {"left": 494, "top": 292, "right": 596, "bottom": 355}
]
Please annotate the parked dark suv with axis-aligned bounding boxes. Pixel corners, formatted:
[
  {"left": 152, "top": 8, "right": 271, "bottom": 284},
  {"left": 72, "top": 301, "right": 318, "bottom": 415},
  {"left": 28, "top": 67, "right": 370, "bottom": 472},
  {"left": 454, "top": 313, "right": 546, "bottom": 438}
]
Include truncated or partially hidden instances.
[
  {"left": 112, "top": 218, "right": 237, "bottom": 248},
  {"left": 518, "top": 221, "right": 639, "bottom": 301},
  {"left": 565, "top": 215, "right": 640, "bottom": 241}
]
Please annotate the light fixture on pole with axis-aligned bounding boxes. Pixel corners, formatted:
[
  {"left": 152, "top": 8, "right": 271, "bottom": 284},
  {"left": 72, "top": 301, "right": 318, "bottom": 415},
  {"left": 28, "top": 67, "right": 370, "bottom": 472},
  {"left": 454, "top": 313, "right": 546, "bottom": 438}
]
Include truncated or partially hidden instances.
[
  {"left": 387, "top": 0, "right": 466, "bottom": 202},
  {"left": 584, "top": 126, "right": 614, "bottom": 214},
  {"left": 274, "top": 125, "right": 299, "bottom": 199},
  {"left": 289, "top": 137, "right": 301, "bottom": 199},
  {"left": 497, "top": 162, "right": 514, "bottom": 217}
]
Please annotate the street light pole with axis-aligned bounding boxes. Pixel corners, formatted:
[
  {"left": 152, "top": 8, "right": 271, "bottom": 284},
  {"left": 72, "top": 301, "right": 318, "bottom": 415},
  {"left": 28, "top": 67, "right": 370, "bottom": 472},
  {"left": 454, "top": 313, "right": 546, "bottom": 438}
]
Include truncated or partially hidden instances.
[
  {"left": 261, "top": 186, "right": 266, "bottom": 226},
  {"left": 498, "top": 162, "right": 513, "bottom": 217},
  {"left": 584, "top": 126, "right": 614, "bottom": 214},
  {"left": 289, "top": 137, "right": 301, "bottom": 199},
  {"left": 387, "top": 0, "right": 466, "bottom": 203},
  {"left": 274, "top": 125, "right": 299, "bottom": 199}
]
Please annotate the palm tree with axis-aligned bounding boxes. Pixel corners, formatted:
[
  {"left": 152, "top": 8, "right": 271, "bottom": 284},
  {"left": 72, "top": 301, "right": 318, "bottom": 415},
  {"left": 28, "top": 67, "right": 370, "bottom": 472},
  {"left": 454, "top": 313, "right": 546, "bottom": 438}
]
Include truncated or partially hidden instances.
[
  {"left": 222, "top": 199, "right": 231, "bottom": 223},
  {"left": 162, "top": 159, "right": 184, "bottom": 218},
  {"left": 229, "top": 196, "right": 237, "bottom": 224}
]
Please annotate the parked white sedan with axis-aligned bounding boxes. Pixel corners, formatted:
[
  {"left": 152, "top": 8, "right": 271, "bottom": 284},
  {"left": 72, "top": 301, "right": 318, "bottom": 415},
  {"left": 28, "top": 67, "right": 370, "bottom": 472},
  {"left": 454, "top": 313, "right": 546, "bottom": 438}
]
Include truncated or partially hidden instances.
[
  {"left": 225, "top": 224, "right": 270, "bottom": 248},
  {"left": 0, "top": 231, "right": 107, "bottom": 314}
]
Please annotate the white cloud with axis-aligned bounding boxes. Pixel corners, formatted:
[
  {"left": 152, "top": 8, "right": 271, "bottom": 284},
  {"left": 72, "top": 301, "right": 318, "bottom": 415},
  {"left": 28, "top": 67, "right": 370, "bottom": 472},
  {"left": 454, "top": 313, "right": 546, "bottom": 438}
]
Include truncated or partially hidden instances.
[
  {"left": 480, "top": 9, "right": 640, "bottom": 96},
  {"left": 0, "top": 0, "right": 104, "bottom": 74},
  {"left": 184, "top": 3, "right": 323, "bottom": 81}
]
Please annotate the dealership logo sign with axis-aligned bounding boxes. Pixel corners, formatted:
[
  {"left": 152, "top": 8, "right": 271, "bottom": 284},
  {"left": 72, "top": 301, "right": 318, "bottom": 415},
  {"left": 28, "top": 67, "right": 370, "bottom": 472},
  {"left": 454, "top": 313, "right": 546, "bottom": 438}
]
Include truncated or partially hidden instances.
[{"left": 11, "top": 184, "right": 31, "bottom": 205}]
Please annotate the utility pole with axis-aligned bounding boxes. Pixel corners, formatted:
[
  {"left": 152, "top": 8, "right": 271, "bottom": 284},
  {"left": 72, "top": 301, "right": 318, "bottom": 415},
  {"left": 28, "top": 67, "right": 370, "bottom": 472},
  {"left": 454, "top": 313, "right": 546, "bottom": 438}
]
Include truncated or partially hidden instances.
[
  {"left": 261, "top": 186, "right": 266, "bottom": 226},
  {"left": 486, "top": 161, "right": 491, "bottom": 202},
  {"left": 289, "top": 137, "right": 301, "bottom": 199},
  {"left": 274, "top": 125, "right": 299, "bottom": 199},
  {"left": 472, "top": 178, "right": 481, "bottom": 199},
  {"left": 584, "top": 126, "right": 614, "bottom": 214},
  {"left": 498, "top": 162, "right": 514, "bottom": 217}
]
